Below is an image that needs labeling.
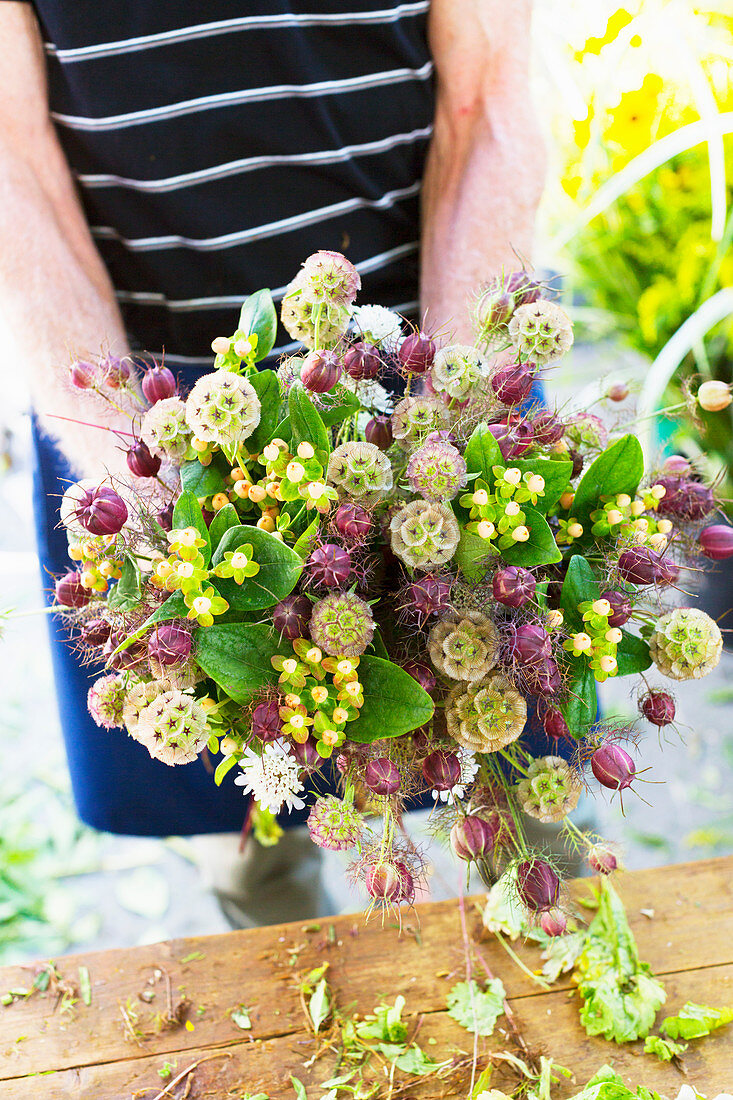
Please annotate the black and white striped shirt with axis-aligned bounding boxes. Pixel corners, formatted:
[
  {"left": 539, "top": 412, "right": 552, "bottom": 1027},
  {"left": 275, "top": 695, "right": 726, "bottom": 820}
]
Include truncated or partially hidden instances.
[{"left": 19, "top": 0, "right": 435, "bottom": 371}]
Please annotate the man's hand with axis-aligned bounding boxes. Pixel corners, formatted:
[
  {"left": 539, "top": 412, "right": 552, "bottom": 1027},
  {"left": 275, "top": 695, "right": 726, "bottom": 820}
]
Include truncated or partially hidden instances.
[
  {"left": 0, "top": 2, "right": 132, "bottom": 477},
  {"left": 420, "top": 0, "right": 546, "bottom": 342}
]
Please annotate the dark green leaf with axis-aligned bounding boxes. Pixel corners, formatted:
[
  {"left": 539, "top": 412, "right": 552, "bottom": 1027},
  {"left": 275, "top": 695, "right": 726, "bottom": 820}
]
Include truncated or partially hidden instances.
[
  {"left": 616, "top": 631, "right": 652, "bottom": 675},
  {"left": 172, "top": 490, "right": 211, "bottom": 565},
  {"left": 275, "top": 385, "right": 360, "bottom": 438},
  {"left": 246, "top": 370, "right": 282, "bottom": 453},
  {"left": 193, "top": 623, "right": 281, "bottom": 703},
  {"left": 212, "top": 525, "right": 302, "bottom": 609},
  {"left": 208, "top": 503, "right": 240, "bottom": 552},
  {"left": 501, "top": 507, "right": 562, "bottom": 568},
  {"left": 239, "top": 288, "right": 277, "bottom": 362},
  {"left": 560, "top": 555, "right": 600, "bottom": 630},
  {"left": 180, "top": 459, "right": 227, "bottom": 499},
  {"left": 512, "top": 456, "right": 574, "bottom": 512},
  {"left": 288, "top": 382, "right": 330, "bottom": 455},
  {"left": 369, "top": 630, "right": 390, "bottom": 661},
  {"left": 347, "top": 657, "right": 434, "bottom": 742},
  {"left": 107, "top": 554, "right": 143, "bottom": 611},
  {"left": 572, "top": 435, "right": 645, "bottom": 518},
  {"left": 561, "top": 661, "right": 598, "bottom": 738},
  {"left": 465, "top": 422, "right": 503, "bottom": 483},
  {"left": 454, "top": 528, "right": 494, "bottom": 583}
]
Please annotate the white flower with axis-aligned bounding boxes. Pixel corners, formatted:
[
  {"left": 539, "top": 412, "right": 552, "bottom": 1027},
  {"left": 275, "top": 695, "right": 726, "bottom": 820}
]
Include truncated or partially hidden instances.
[
  {"left": 342, "top": 375, "right": 394, "bottom": 414},
  {"left": 235, "top": 739, "right": 305, "bottom": 814},
  {"left": 432, "top": 749, "right": 479, "bottom": 805},
  {"left": 352, "top": 304, "right": 402, "bottom": 349}
]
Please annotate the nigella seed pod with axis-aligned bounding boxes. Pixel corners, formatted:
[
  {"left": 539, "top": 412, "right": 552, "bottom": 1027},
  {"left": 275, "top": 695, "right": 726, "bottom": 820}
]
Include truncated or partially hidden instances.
[
  {"left": 147, "top": 622, "right": 192, "bottom": 666},
  {"left": 69, "top": 359, "right": 96, "bottom": 390},
  {"left": 542, "top": 705, "right": 569, "bottom": 741},
  {"left": 492, "top": 566, "right": 536, "bottom": 608},
  {"left": 639, "top": 690, "right": 675, "bottom": 728},
  {"left": 404, "top": 573, "right": 452, "bottom": 618},
  {"left": 505, "top": 270, "right": 543, "bottom": 305},
  {"left": 291, "top": 737, "right": 325, "bottom": 773},
  {"left": 607, "top": 382, "right": 629, "bottom": 402},
  {"left": 102, "top": 355, "right": 131, "bottom": 389},
  {"left": 55, "top": 571, "right": 91, "bottom": 608},
  {"left": 157, "top": 503, "right": 174, "bottom": 532},
  {"left": 524, "top": 656, "right": 562, "bottom": 696},
  {"left": 618, "top": 547, "right": 678, "bottom": 587},
  {"left": 364, "top": 757, "right": 401, "bottom": 795},
  {"left": 104, "top": 630, "right": 146, "bottom": 671},
  {"left": 272, "top": 594, "right": 312, "bottom": 640},
  {"left": 343, "top": 341, "right": 380, "bottom": 381},
  {"left": 251, "top": 700, "right": 282, "bottom": 743},
  {"left": 394, "top": 860, "right": 415, "bottom": 905},
  {"left": 307, "top": 543, "right": 352, "bottom": 588},
  {"left": 450, "top": 815, "right": 496, "bottom": 862},
  {"left": 517, "top": 858, "right": 560, "bottom": 912},
  {"left": 422, "top": 749, "right": 461, "bottom": 791},
  {"left": 142, "top": 362, "right": 177, "bottom": 404},
  {"left": 365, "top": 415, "right": 393, "bottom": 450},
  {"left": 588, "top": 844, "right": 618, "bottom": 875},
  {"left": 540, "top": 908, "right": 568, "bottom": 937},
  {"left": 569, "top": 450, "right": 584, "bottom": 479},
  {"left": 334, "top": 503, "right": 372, "bottom": 541},
  {"left": 398, "top": 331, "right": 436, "bottom": 375},
  {"left": 532, "top": 410, "right": 565, "bottom": 446},
  {"left": 491, "top": 362, "right": 535, "bottom": 406},
  {"left": 126, "top": 439, "right": 161, "bottom": 479},
  {"left": 478, "top": 288, "right": 514, "bottom": 328},
  {"left": 487, "top": 419, "right": 533, "bottom": 459},
  {"left": 656, "top": 476, "right": 714, "bottom": 521},
  {"left": 365, "top": 861, "right": 403, "bottom": 902},
  {"left": 591, "top": 741, "right": 636, "bottom": 791},
  {"left": 699, "top": 525, "right": 733, "bottom": 561},
  {"left": 301, "top": 349, "right": 342, "bottom": 393},
  {"left": 75, "top": 485, "right": 128, "bottom": 536},
  {"left": 601, "top": 589, "right": 633, "bottom": 627},
  {"left": 403, "top": 661, "right": 436, "bottom": 693},
  {"left": 662, "top": 455, "right": 691, "bottom": 476},
  {"left": 81, "top": 617, "right": 111, "bottom": 646},
  {"left": 508, "top": 623, "right": 552, "bottom": 664}
]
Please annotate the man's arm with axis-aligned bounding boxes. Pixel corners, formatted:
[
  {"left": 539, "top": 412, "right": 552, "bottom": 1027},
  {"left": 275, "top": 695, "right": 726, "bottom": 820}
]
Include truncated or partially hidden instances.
[
  {"left": 0, "top": 2, "right": 131, "bottom": 476},
  {"left": 420, "top": 0, "right": 546, "bottom": 341}
]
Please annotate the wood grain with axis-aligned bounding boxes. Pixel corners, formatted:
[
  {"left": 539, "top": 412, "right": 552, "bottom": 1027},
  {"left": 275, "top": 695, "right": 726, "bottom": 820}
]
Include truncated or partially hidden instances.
[{"left": 0, "top": 857, "right": 732, "bottom": 1098}]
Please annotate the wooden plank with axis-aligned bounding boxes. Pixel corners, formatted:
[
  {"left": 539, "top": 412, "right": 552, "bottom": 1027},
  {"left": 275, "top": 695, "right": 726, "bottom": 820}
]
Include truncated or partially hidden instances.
[
  {"left": 0, "top": 857, "right": 732, "bottom": 1090},
  {"left": 1, "top": 964, "right": 732, "bottom": 1099}
]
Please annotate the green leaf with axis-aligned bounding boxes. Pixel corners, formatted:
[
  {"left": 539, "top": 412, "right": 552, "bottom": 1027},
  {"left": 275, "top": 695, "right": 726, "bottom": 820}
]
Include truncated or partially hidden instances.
[
  {"left": 214, "top": 755, "right": 238, "bottom": 787},
  {"left": 276, "top": 385, "right": 360, "bottom": 438},
  {"left": 193, "top": 623, "right": 282, "bottom": 703},
  {"left": 512, "top": 456, "right": 574, "bottom": 512},
  {"left": 643, "top": 1034, "right": 687, "bottom": 1062},
  {"left": 78, "top": 965, "right": 91, "bottom": 1007},
  {"left": 246, "top": 370, "right": 282, "bottom": 453},
  {"left": 660, "top": 1001, "right": 733, "bottom": 1041},
  {"left": 180, "top": 458, "right": 227, "bottom": 499},
  {"left": 347, "top": 657, "right": 434, "bottom": 742},
  {"left": 109, "top": 590, "right": 190, "bottom": 658},
  {"left": 107, "top": 554, "right": 142, "bottom": 611},
  {"left": 465, "top": 422, "right": 503, "bottom": 483},
  {"left": 239, "top": 288, "right": 277, "bottom": 362},
  {"left": 208, "top": 503, "right": 240, "bottom": 552},
  {"left": 560, "top": 555, "right": 601, "bottom": 629},
  {"left": 377, "top": 1043, "right": 449, "bottom": 1075},
  {"left": 454, "top": 528, "right": 494, "bottom": 583},
  {"left": 561, "top": 662, "right": 598, "bottom": 738},
  {"left": 572, "top": 435, "right": 645, "bottom": 518},
  {"left": 309, "top": 978, "right": 331, "bottom": 1034},
  {"left": 290, "top": 1076, "right": 308, "bottom": 1100},
  {"left": 212, "top": 525, "right": 302, "bottom": 609},
  {"left": 616, "top": 631, "right": 652, "bottom": 675},
  {"left": 446, "top": 978, "right": 506, "bottom": 1036},
  {"left": 288, "top": 382, "right": 330, "bottom": 455},
  {"left": 293, "top": 516, "right": 320, "bottom": 561},
  {"left": 172, "top": 490, "right": 211, "bottom": 565},
  {"left": 501, "top": 506, "right": 562, "bottom": 567}
]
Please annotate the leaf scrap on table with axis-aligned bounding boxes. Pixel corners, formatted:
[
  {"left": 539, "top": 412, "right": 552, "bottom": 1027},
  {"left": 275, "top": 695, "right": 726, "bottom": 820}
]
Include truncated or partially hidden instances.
[{"left": 446, "top": 977, "right": 506, "bottom": 1036}]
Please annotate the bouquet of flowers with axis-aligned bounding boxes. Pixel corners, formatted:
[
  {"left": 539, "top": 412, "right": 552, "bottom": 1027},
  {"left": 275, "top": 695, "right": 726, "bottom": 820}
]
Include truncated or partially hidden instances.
[{"left": 54, "top": 250, "right": 729, "bottom": 930}]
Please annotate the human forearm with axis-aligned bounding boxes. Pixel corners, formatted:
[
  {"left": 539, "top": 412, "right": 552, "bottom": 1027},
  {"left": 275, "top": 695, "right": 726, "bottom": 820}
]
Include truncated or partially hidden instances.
[{"left": 420, "top": 0, "right": 546, "bottom": 342}]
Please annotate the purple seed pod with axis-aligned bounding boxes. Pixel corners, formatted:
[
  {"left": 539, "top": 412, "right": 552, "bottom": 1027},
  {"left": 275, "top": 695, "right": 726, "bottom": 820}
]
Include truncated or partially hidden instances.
[
  {"left": 55, "top": 571, "right": 91, "bottom": 608},
  {"left": 74, "top": 485, "right": 128, "bottom": 536},
  {"left": 479, "top": 288, "right": 514, "bottom": 328},
  {"left": 126, "top": 439, "right": 162, "bottom": 479},
  {"left": 662, "top": 454, "right": 692, "bottom": 476},
  {"left": 422, "top": 749, "right": 461, "bottom": 792},
  {"left": 251, "top": 699, "right": 282, "bottom": 743},
  {"left": 104, "top": 630, "right": 146, "bottom": 670},
  {"left": 487, "top": 419, "right": 533, "bottom": 459},
  {"left": 524, "top": 656, "right": 562, "bottom": 696},
  {"left": 450, "top": 815, "right": 497, "bottom": 862},
  {"left": 403, "top": 661, "right": 436, "bottom": 693},
  {"left": 272, "top": 594, "right": 312, "bottom": 640},
  {"left": 492, "top": 566, "right": 536, "bottom": 608},
  {"left": 142, "top": 362, "right": 177, "bottom": 404},
  {"left": 365, "top": 861, "right": 403, "bottom": 902},
  {"left": 618, "top": 547, "right": 678, "bottom": 587},
  {"left": 541, "top": 705, "right": 569, "bottom": 741},
  {"left": 80, "top": 618, "right": 111, "bottom": 646},
  {"left": 301, "top": 349, "right": 342, "bottom": 393},
  {"left": 306, "top": 544, "right": 352, "bottom": 588},
  {"left": 505, "top": 270, "right": 543, "bottom": 305},
  {"left": 364, "top": 756, "right": 401, "bottom": 796},
  {"left": 656, "top": 476, "right": 714, "bottom": 521},
  {"left": 699, "top": 524, "right": 733, "bottom": 561},
  {"left": 394, "top": 860, "right": 415, "bottom": 905},
  {"left": 591, "top": 741, "right": 636, "bottom": 791},
  {"left": 532, "top": 411, "right": 565, "bottom": 446},
  {"left": 334, "top": 503, "right": 372, "bottom": 542},
  {"left": 157, "top": 503, "right": 174, "bottom": 532},
  {"left": 404, "top": 573, "right": 452, "bottom": 618},
  {"left": 291, "top": 737, "right": 325, "bottom": 773},
  {"left": 639, "top": 690, "right": 675, "bottom": 728},
  {"left": 101, "top": 354, "right": 131, "bottom": 389},
  {"left": 517, "top": 858, "right": 560, "bottom": 912},
  {"left": 588, "top": 844, "right": 618, "bottom": 875},
  {"left": 607, "top": 382, "right": 629, "bottom": 402},
  {"left": 569, "top": 450, "right": 584, "bottom": 479},
  {"left": 147, "top": 622, "right": 192, "bottom": 665},
  {"left": 398, "top": 331, "right": 436, "bottom": 375},
  {"left": 540, "top": 908, "right": 568, "bottom": 937},
  {"left": 601, "top": 588, "right": 633, "bottom": 627},
  {"left": 343, "top": 341, "right": 380, "bottom": 381},
  {"left": 508, "top": 622, "right": 552, "bottom": 664},
  {"left": 365, "top": 415, "right": 393, "bottom": 450},
  {"left": 491, "top": 362, "right": 536, "bottom": 406},
  {"left": 68, "top": 359, "right": 97, "bottom": 390}
]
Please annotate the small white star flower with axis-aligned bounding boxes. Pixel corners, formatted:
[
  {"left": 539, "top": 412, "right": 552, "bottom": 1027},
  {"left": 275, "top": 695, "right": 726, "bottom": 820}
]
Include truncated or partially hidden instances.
[
  {"left": 235, "top": 738, "right": 305, "bottom": 814},
  {"left": 352, "top": 304, "right": 402, "bottom": 349}
]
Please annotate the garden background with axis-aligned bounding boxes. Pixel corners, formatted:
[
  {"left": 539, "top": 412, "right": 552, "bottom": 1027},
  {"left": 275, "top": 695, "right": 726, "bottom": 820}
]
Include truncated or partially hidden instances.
[{"left": 1, "top": 0, "right": 732, "bottom": 964}]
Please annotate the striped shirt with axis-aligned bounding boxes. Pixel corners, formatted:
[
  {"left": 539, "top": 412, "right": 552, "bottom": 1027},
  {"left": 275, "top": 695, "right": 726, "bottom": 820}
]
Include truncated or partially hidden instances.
[{"left": 21, "top": 0, "right": 435, "bottom": 369}]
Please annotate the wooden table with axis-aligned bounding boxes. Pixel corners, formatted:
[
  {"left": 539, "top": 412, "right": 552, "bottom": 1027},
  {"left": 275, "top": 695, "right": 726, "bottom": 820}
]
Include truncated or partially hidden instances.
[{"left": 0, "top": 857, "right": 732, "bottom": 1099}]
